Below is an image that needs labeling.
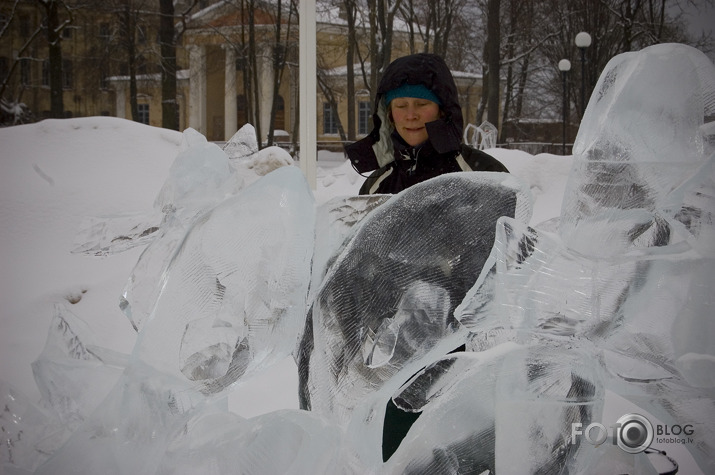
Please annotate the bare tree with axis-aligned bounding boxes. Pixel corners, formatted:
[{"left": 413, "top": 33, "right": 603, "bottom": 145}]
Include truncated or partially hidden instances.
[
  {"left": 0, "top": 0, "right": 44, "bottom": 107},
  {"left": 38, "top": 0, "right": 73, "bottom": 118},
  {"left": 344, "top": 0, "right": 358, "bottom": 140},
  {"left": 398, "top": 0, "right": 466, "bottom": 58},
  {"left": 485, "top": 0, "right": 500, "bottom": 127},
  {"left": 266, "top": 0, "right": 297, "bottom": 145},
  {"left": 367, "top": 0, "right": 403, "bottom": 95},
  {"left": 158, "top": 0, "right": 199, "bottom": 130},
  {"left": 317, "top": 70, "right": 348, "bottom": 141},
  {"left": 159, "top": 0, "right": 177, "bottom": 130}
]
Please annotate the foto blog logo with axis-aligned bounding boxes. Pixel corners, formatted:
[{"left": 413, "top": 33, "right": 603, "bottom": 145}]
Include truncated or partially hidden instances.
[{"left": 571, "top": 413, "right": 654, "bottom": 454}]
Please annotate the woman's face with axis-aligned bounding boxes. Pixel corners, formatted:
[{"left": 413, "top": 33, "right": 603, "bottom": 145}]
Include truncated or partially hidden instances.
[{"left": 389, "top": 97, "right": 441, "bottom": 146}]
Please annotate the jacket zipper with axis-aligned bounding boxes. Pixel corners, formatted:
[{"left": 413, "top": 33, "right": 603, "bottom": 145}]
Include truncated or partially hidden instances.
[{"left": 401, "top": 147, "right": 421, "bottom": 176}]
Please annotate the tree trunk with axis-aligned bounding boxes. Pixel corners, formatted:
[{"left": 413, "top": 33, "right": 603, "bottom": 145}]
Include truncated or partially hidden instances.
[
  {"left": 122, "top": 3, "right": 138, "bottom": 122},
  {"left": 267, "top": 0, "right": 282, "bottom": 145},
  {"left": 45, "top": 0, "right": 64, "bottom": 118},
  {"left": 247, "top": 0, "right": 262, "bottom": 147},
  {"left": 486, "top": 0, "right": 500, "bottom": 128},
  {"left": 160, "top": 0, "right": 178, "bottom": 130},
  {"left": 345, "top": 0, "right": 357, "bottom": 140}
]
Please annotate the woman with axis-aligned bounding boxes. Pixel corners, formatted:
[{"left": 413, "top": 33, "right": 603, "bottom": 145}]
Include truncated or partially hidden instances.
[{"left": 345, "top": 53, "right": 508, "bottom": 195}]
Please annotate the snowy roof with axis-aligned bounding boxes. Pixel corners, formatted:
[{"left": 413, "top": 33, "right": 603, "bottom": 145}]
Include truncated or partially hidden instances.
[
  {"left": 186, "top": 0, "right": 415, "bottom": 32},
  {"left": 324, "top": 63, "right": 482, "bottom": 81}
]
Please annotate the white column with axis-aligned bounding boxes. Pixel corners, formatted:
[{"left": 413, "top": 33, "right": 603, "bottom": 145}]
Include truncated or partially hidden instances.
[
  {"left": 114, "top": 83, "right": 126, "bottom": 119},
  {"left": 299, "top": 0, "right": 317, "bottom": 189},
  {"left": 258, "top": 44, "right": 274, "bottom": 144},
  {"left": 224, "top": 45, "right": 237, "bottom": 140},
  {"left": 188, "top": 45, "right": 207, "bottom": 135}
]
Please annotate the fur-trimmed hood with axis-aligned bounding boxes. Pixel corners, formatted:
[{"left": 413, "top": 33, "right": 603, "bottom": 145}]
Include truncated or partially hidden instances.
[{"left": 345, "top": 54, "right": 464, "bottom": 174}]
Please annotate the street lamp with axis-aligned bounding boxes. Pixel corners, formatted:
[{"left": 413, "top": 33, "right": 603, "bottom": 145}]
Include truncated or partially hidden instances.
[
  {"left": 575, "top": 31, "right": 591, "bottom": 117},
  {"left": 558, "top": 59, "right": 571, "bottom": 156}
]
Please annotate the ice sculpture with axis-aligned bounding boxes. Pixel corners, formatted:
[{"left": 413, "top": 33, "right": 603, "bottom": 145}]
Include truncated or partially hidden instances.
[
  {"left": 33, "top": 165, "right": 315, "bottom": 475},
  {"left": 299, "top": 172, "right": 532, "bottom": 428},
  {"left": 32, "top": 304, "right": 128, "bottom": 429},
  {"left": 561, "top": 42, "right": 715, "bottom": 473},
  {"left": 1, "top": 380, "right": 63, "bottom": 473},
  {"left": 134, "top": 164, "right": 314, "bottom": 394},
  {"left": 3, "top": 42, "right": 713, "bottom": 475},
  {"left": 464, "top": 121, "right": 498, "bottom": 150},
  {"left": 123, "top": 128, "right": 242, "bottom": 332},
  {"left": 71, "top": 212, "right": 163, "bottom": 257},
  {"left": 154, "top": 409, "right": 346, "bottom": 474},
  {"left": 456, "top": 43, "right": 715, "bottom": 474},
  {"left": 120, "top": 125, "right": 293, "bottom": 332}
]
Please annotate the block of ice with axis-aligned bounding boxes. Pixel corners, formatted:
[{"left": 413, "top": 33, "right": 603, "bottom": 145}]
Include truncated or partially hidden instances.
[
  {"left": 308, "top": 195, "right": 390, "bottom": 301},
  {"left": 119, "top": 211, "right": 188, "bottom": 332},
  {"left": 31, "top": 304, "right": 128, "bottom": 429},
  {"left": 155, "top": 409, "right": 346, "bottom": 474},
  {"left": 222, "top": 124, "right": 295, "bottom": 180},
  {"left": 455, "top": 44, "right": 715, "bottom": 474},
  {"left": 36, "top": 166, "right": 315, "bottom": 474},
  {"left": 34, "top": 364, "right": 214, "bottom": 475},
  {"left": 121, "top": 128, "right": 241, "bottom": 332},
  {"left": 494, "top": 345, "right": 603, "bottom": 474},
  {"left": 0, "top": 380, "right": 65, "bottom": 473},
  {"left": 136, "top": 165, "right": 315, "bottom": 395},
  {"left": 562, "top": 43, "right": 715, "bottom": 259},
  {"left": 153, "top": 128, "right": 238, "bottom": 216},
  {"left": 71, "top": 212, "right": 162, "bottom": 257},
  {"left": 222, "top": 123, "right": 259, "bottom": 161},
  {"left": 562, "top": 43, "right": 715, "bottom": 473},
  {"left": 296, "top": 194, "right": 390, "bottom": 407},
  {"left": 300, "top": 172, "right": 531, "bottom": 425},
  {"left": 382, "top": 344, "right": 516, "bottom": 474},
  {"left": 20, "top": 43, "right": 715, "bottom": 475},
  {"left": 120, "top": 126, "right": 297, "bottom": 333}
]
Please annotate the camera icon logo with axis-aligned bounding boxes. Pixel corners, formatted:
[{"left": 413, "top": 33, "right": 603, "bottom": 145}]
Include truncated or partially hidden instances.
[{"left": 616, "top": 413, "right": 654, "bottom": 454}]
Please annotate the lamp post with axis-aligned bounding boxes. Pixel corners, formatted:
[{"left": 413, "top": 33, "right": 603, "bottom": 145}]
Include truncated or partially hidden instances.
[
  {"left": 575, "top": 31, "right": 591, "bottom": 117},
  {"left": 558, "top": 59, "right": 571, "bottom": 156}
]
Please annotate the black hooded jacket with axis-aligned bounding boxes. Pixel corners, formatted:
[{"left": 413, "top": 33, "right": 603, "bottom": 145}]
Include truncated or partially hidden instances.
[{"left": 344, "top": 53, "right": 508, "bottom": 195}]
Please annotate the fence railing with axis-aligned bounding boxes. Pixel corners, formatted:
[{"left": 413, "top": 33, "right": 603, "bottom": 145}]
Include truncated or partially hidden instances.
[{"left": 497, "top": 142, "right": 574, "bottom": 156}]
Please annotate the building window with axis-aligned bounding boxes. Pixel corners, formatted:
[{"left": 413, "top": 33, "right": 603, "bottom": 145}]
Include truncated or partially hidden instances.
[
  {"left": 19, "top": 15, "right": 30, "bottom": 38},
  {"left": 358, "top": 101, "right": 371, "bottom": 135},
  {"left": 273, "top": 95, "right": 285, "bottom": 131},
  {"left": 235, "top": 56, "right": 247, "bottom": 71},
  {"left": 137, "top": 25, "right": 146, "bottom": 44},
  {"left": 20, "top": 58, "right": 30, "bottom": 85},
  {"left": 237, "top": 94, "right": 247, "bottom": 125},
  {"left": 99, "top": 23, "right": 110, "bottom": 41},
  {"left": 42, "top": 59, "right": 49, "bottom": 86},
  {"left": 323, "top": 102, "right": 338, "bottom": 135},
  {"left": 62, "top": 60, "right": 73, "bottom": 89},
  {"left": 138, "top": 103, "right": 149, "bottom": 124},
  {"left": 0, "top": 57, "right": 8, "bottom": 82}
]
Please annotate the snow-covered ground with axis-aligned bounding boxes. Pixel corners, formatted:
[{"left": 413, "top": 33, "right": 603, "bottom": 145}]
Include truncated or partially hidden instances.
[{"left": 0, "top": 117, "right": 704, "bottom": 473}]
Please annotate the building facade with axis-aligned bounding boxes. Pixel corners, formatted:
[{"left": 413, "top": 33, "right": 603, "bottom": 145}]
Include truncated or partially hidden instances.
[{"left": 2, "top": 1, "right": 487, "bottom": 146}]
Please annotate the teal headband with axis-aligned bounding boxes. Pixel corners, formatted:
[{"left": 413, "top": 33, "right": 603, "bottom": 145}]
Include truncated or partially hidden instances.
[{"left": 385, "top": 84, "right": 441, "bottom": 106}]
